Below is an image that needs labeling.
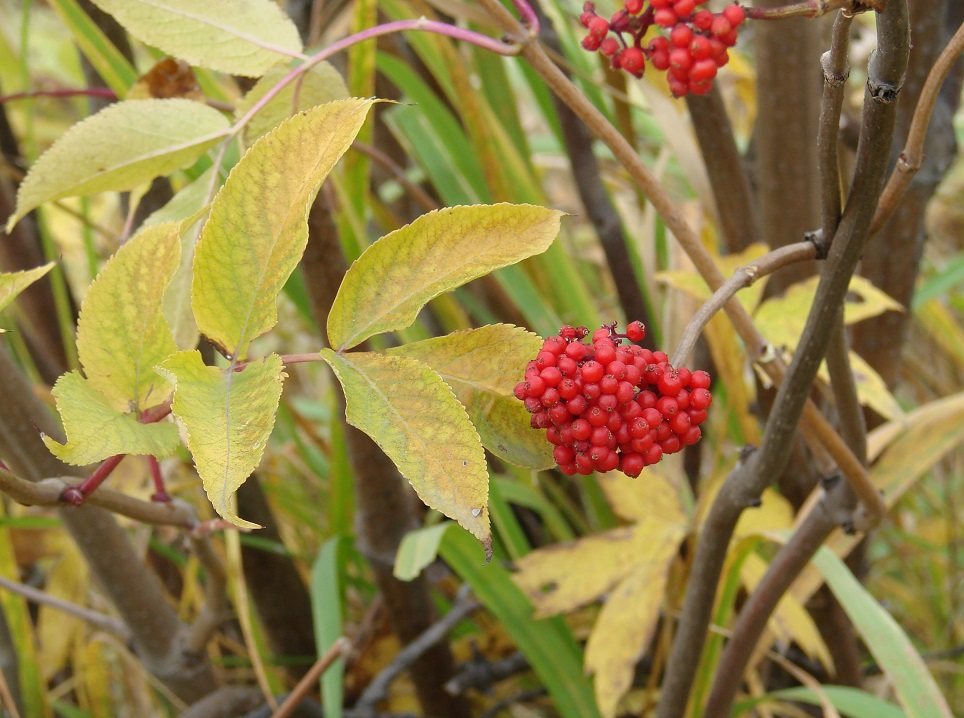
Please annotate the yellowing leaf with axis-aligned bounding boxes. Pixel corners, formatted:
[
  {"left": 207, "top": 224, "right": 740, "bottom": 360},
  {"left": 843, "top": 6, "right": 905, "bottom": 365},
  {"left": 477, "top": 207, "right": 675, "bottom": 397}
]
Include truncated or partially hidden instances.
[
  {"left": 88, "top": 0, "right": 303, "bottom": 77},
  {"left": 328, "top": 204, "right": 564, "bottom": 350},
  {"left": 193, "top": 98, "right": 376, "bottom": 359},
  {"left": 513, "top": 527, "right": 642, "bottom": 617},
  {"left": 235, "top": 62, "right": 349, "bottom": 145},
  {"left": 6, "top": 99, "right": 230, "bottom": 231},
  {"left": 585, "top": 532, "right": 681, "bottom": 718},
  {"left": 320, "top": 349, "right": 490, "bottom": 550},
  {"left": 388, "top": 325, "right": 553, "bottom": 469},
  {"left": 844, "top": 351, "right": 904, "bottom": 421},
  {"left": 755, "top": 275, "right": 904, "bottom": 350},
  {"left": 656, "top": 242, "right": 771, "bottom": 314},
  {"left": 734, "top": 488, "right": 794, "bottom": 538},
  {"left": 43, "top": 372, "right": 180, "bottom": 465},
  {"left": 597, "top": 470, "right": 688, "bottom": 526},
  {"left": 76, "top": 222, "right": 180, "bottom": 412},
  {"left": 156, "top": 350, "right": 286, "bottom": 528},
  {"left": 0, "top": 262, "right": 55, "bottom": 331}
]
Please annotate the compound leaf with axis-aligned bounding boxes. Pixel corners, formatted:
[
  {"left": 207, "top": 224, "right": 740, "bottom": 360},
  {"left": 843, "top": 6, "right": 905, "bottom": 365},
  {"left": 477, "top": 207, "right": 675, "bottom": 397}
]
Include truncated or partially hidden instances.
[
  {"left": 193, "top": 98, "right": 376, "bottom": 359},
  {"left": 88, "top": 0, "right": 303, "bottom": 77},
  {"left": 321, "top": 349, "right": 490, "bottom": 553},
  {"left": 77, "top": 222, "right": 180, "bottom": 412},
  {"left": 388, "top": 325, "right": 553, "bottom": 469},
  {"left": 43, "top": 371, "right": 180, "bottom": 465},
  {"left": 156, "top": 350, "right": 286, "bottom": 528},
  {"left": 328, "top": 204, "right": 563, "bottom": 350},
  {"left": 0, "top": 263, "right": 55, "bottom": 332},
  {"left": 6, "top": 99, "right": 230, "bottom": 230}
]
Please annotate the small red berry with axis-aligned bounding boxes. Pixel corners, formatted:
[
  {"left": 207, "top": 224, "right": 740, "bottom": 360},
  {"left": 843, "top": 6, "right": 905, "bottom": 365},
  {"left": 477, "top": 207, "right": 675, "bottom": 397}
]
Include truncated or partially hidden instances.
[
  {"left": 625, "top": 0, "right": 644, "bottom": 12},
  {"left": 722, "top": 4, "right": 745, "bottom": 27},
  {"left": 626, "top": 320, "right": 646, "bottom": 342},
  {"left": 670, "top": 24, "right": 693, "bottom": 48},
  {"left": 619, "top": 47, "right": 646, "bottom": 77},
  {"left": 621, "top": 453, "right": 644, "bottom": 477},
  {"left": 600, "top": 36, "right": 621, "bottom": 57}
]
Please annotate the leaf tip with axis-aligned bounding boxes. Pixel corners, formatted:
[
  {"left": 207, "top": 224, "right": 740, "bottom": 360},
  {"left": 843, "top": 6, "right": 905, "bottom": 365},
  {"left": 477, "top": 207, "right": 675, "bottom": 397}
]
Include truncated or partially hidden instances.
[{"left": 482, "top": 536, "right": 493, "bottom": 565}]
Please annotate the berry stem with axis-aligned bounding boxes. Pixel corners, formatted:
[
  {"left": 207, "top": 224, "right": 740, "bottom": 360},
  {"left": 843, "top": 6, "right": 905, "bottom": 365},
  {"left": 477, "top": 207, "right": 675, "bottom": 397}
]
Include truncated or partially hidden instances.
[{"left": 60, "top": 454, "right": 126, "bottom": 506}]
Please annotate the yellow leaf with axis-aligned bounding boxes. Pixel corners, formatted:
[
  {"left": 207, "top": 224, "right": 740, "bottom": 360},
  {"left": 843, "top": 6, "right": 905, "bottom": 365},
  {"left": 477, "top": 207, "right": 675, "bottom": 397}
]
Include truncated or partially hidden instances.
[
  {"left": 0, "top": 262, "right": 55, "bottom": 331},
  {"left": 388, "top": 325, "right": 553, "bottom": 469},
  {"left": 236, "top": 62, "right": 349, "bottom": 145},
  {"left": 193, "top": 98, "right": 376, "bottom": 359},
  {"left": 320, "top": 349, "right": 490, "bottom": 550},
  {"left": 6, "top": 100, "right": 230, "bottom": 231},
  {"left": 43, "top": 372, "right": 180, "bottom": 465},
  {"left": 156, "top": 351, "right": 286, "bottom": 528},
  {"left": 845, "top": 351, "right": 904, "bottom": 422},
  {"left": 916, "top": 298, "right": 964, "bottom": 371},
  {"left": 77, "top": 222, "right": 180, "bottom": 412},
  {"left": 585, "top": 531, "right": 682, "bottom": 718},
  {"left": 327, "top": 204, "right": 564, "bottom": 350},
  {"left": 512, "top": 527, "right": 642, "bottom": 618},
  {"left": 88, "top": 0, "right": 303, "bottom": 77},
  {"left": 734, "top": 487, "right": 794, "bottom": 538},
  {"left": 597, "top": 470, "right": 688, "bottom": 526},
  {"left": 755, "top": 275, "right": 904, "bottom": 351}
]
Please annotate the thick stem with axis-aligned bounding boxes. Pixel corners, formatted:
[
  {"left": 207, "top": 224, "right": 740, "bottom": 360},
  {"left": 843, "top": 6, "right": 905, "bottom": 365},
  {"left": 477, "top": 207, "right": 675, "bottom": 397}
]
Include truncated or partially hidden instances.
[
  {"left": 656, "top": 3, "right": 908, "bottom": 714},
  {"left": 685, "top": 88, "right": 762, "bottom": 253}
]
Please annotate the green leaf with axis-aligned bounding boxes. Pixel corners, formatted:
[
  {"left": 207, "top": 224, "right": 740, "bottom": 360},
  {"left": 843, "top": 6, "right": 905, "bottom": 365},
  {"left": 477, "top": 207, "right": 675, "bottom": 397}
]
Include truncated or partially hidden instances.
[
  {"left": 388, "top": 325, "right": 553, "bottom": 469},
  {"left": 0, "top": 262, "right": 55, "bottom": 331},
  {"left": 76, "top": 223, "right": 180, "bottom": 412},
  {"left": 192, "top": 98, "right": 376, "bottom": 359},
  {"left": 6, "top": 99, "right": 230, "bottom": 231},
  {"left": 394, "top": 522, "right": 453, "bottom": 581},
  {"left": 235, "top": 62, "right": 349, "bottom": 145},
  {"left": 320, "top": 349, "right": 490, "bottom": 552},
  {"left": 156, "top": 351, "right": 286, "bottom": 528},
  {"left": 327, "top": 203, "right": 564, "bottom": 350},
  {"left": 42, "top": 372, "right": 180, "bottom": 465},
  {"left": 48, "top": 0, "right": 138, "bottom": 97},
  {"left": 311, "top": 537, "right": 347, "bottom": 718},
  {"left": 812, "top": 547, "right": 953, "bottom": 718},
  {"left": 736, "top": 686, "right": 907, "bottom": 718},
  {"left": 88, "top": 0, "right": 303, "bottom": 77}
]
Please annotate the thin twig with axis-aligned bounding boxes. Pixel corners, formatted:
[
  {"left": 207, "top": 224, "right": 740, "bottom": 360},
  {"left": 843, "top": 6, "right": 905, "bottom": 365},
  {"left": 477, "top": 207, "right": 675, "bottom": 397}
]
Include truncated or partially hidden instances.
[
  {"left": 0, "top": 466, "right": 198, "bottom": 527},
  {"left": 818, "top": 12, "right": 854, "bottom": 240},
  {"left": 0, "top": 575, "right": 130, "bottom": 640},
  {"left": 870, "top": 19, "right": 964, "bottom": 236},
  {"left": 671, "top": 241, "right": 818, "bottom": 367},
  {"left": 745, "top": 0, "right": 881, "bottom": 21},
  {"left": 354, "top": 584, "right": 480, "bottom": 712},
  {"left": 185, "top": 535, "right": 230, "bottom": 654},
  {"left": 269, "top": 638, "right": 352, "bottom": 718}
]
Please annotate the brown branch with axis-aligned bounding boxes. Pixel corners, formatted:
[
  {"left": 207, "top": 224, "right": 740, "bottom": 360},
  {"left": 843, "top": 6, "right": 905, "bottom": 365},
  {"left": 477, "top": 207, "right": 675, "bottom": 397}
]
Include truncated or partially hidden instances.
[
  {"left": 869, "top": 18, "right": 964, "bottom": 236},
  {"left": 818, "top": 12, "right": 854, "bottom": 239},
  {"left": 0, "top": 574, "right": 130, "bottom": 639},
  {"left": 685, "top": 87, "right": 762, "bottom": 253},
  {"left": 269, "top": 638, "right": 352, "bottom": 718},
  {"left": 745, "top": 0, "right": 882, "bottom": 21}
]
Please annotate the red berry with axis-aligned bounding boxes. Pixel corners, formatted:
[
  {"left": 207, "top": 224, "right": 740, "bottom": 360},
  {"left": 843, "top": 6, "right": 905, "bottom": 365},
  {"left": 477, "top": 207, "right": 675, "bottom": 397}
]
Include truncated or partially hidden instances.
[
  {"left": 549, "top": 403, "right": 570, "bottom": 425},
  {"left": 687, "top": 408, "right": 708, "bottom": 425},
  {"left": 598, "top": 394, "right": 619, "bottom": 412},
  {"left": 600, "top": 375, "right": 619, "bottom": 394},
  {"left": 582, "top": 33, "right": 603, "bottom": 51},
  {"left": 723, "top": 4, "right": 745, "bottom": 27},
  {"left": 619, "top": 47, "right": 646, "bottom": 77},
  {"left": 669, "top": 48, "right": 693, "bottom": 72},
  {"left": 540, "top": 366, "right": 562, "bottom": 387},
  {"left": 625, "top": 0, "right": 644, "bottom": 12},
  {"left": 670, "top": 24, "right": 694, "bottom": 48},
  {"left": 581, "top": 360, "right": 605, "bottom": 383},
  {"left": 654, "top": 8, "right": 676, "bottom": 26},
  {"left": 690, "top": 370, "right": 711, "bottom": 389},
  {"left": 554, "top": 445, "right": 575, "bottom": 465},
  {"left": 681, "top": 426, "right": 702, "bottom": 445},
  {"left": 660, "top": 434, "right": 682, "bottom": 454},
  {"left": 711, "top": 15, "right": 732, "bottom": 37},
  {"left": 571, "top": 418, "right": 592, "bottom": 441},
  {"left": 535, "top": 350, "right": 557, "bottom": 368},
  {"left": 657, "top": 396, "right": 679, "bottom": 417},
  {"left": 643, "top": 444, "right": 664, "bottom": 465},
  {"left": 557, "top": 356, "right": 578, "bottom": 377},
  {"left": 558, "top": 378, "right": 579, "bottom": 400},
  {"left": 595, "top": 342, "right": 617, "bottom": 365},
  {"left": 513, "top": 382, "right": 527, "bottom": 400},
  {"left": 588, "top": 16, "right": 610, "bottom": 37},
  {"left": 692, "top": 9, "right": 713, "bottom": 30},
  {"left": 626, "top": 320, "right": 646, "bottom": 342},
  {"left": 583, "top": 383, "right": 602, "bottom": 400},
  {"left": 600, "top": 36, "right": 621, "bottom": 57},
  {"left": 565, "top": 341, "right": 589, "bottom": 361},
  {"left": 621, "top": 453, "right": 644, "bottom": 477},
  {"left": 541, "top": 388, "right": 561, "bottom": 407},
  {"left": 616, "top": 381, "right": 636, "bottom": 405},
  {"left": 669, "top": 410, "right": 691, "bottom": 435},
  {"left": 525, "top": 375, "right": 546, "bottom": 397},
  {"left": 587, "top": 406, "right": 609, "bottom": 427},
  {"left": 690, "top": 387, "right": 712, "bottom": 410},
  {"left": 542, "top": 336, "right": 566, "bottom": 355},
  {"left": 642, "top": 407, "right": 663, "bottom": 429},
  {"left": 567, "top": 394, "right": 589, "bottom": 415},
  {"left": 690, "top": 58, "right": 718, "bottom": 82},
  {"left": 673, "top": 0, "right": 696, "bottom": 18},
  {"left": 598, "top": 450, "right": 620, "bottom": 472}
]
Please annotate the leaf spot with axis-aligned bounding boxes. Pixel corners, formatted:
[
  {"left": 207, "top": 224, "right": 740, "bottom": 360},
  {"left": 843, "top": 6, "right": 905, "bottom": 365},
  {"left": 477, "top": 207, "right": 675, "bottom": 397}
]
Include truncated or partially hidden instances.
[{"left": 471, "top": 507, "right": 482, "bottom": 517}]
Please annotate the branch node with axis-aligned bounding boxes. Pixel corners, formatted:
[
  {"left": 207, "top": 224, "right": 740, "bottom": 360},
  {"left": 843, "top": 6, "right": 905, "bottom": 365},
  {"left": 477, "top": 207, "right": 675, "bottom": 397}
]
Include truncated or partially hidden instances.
[
  {"left": 841, "top": 518, "right": 857, "bottom": 535},
  {"left": 61, "top": 485, "right": 85, "bottom": 506},
  {"left": 819, "top": 470, "right": 842, "bottom": 490},
  {"left": 745, "top": 496, "right": 763, "bottom": 508},
  {"left": 868, "top": 77, "right": 901, "bottom": 104}
]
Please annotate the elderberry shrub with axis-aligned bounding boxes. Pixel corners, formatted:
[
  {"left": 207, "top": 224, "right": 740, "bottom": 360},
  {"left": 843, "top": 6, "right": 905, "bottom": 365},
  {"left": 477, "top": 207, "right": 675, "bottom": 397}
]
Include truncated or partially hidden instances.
[
  {"left": 579, "top": 0, "right": 745, "bottom": 97},
  {"left": 515, "top": 322, "right": 711, "bottom": 477}
]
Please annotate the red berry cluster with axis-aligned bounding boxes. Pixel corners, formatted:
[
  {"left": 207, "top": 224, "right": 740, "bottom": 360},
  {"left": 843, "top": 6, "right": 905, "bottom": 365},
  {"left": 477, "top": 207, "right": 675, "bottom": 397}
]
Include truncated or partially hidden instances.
[
  {"left": 578, "top": 0, "right": 745, "bottom": 97},
  {"left": 514, "top": 322, "right": 712, "bottom": 478}
]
